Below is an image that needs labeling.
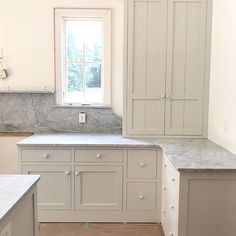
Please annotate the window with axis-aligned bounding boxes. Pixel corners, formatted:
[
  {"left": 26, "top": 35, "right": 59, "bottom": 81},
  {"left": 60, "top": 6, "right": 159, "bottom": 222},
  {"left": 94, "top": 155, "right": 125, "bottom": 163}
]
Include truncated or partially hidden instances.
[{"left": 55, "top": 9, "right": 111, "bottom": 105}]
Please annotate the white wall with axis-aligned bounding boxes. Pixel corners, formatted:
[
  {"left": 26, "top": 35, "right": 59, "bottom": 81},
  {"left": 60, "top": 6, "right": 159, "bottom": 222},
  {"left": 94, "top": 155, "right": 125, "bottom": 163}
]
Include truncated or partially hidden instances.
[
  {"left": 0, "top": 0, "right": 124, "bottom": 116},
  {"left": 208, "top": 0, "right": 236, "bottom": 154},
  {"left": 0, "top": 137, "right": 26, "bottom": 174}
]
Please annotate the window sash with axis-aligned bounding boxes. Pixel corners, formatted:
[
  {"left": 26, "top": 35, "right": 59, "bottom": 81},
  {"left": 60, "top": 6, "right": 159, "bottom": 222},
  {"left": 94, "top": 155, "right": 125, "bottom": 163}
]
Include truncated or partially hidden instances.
[{"left": 55, "top": 8, "right": 111, "bottom": 106}]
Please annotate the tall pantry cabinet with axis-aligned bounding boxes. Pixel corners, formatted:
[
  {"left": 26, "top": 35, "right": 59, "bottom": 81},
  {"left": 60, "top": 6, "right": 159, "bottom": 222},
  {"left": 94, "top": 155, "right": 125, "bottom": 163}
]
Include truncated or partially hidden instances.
[{"left": 123, "top": 0, "right": 212, "bottom": 137}]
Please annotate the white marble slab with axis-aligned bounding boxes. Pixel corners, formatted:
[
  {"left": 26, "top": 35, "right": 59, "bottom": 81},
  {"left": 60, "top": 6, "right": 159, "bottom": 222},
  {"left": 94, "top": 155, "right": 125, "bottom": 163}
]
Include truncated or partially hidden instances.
[
  {"left": 17, "top": 134, "right": 236, "bottom": 171},
  {"left": 17, "top": 133, "right": 156, "bottom": 148},
  {"left": 0, "top": 175, "right": 40, "bottom": 223}
]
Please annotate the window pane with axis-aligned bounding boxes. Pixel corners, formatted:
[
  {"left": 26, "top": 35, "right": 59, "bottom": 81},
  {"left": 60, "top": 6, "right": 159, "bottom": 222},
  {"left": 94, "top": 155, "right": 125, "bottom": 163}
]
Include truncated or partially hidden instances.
[
  {"left": 66, "top": 21, "right": 83, "bottom": 61},
  {"left": 67, "top": 63, "right": 83, "bottom": 92},
  {"left": 85, "top": 21, "right": 102, "bottom": 62},
  {"left": 86, "top": 63, "right": 102, "bottom": 88}
]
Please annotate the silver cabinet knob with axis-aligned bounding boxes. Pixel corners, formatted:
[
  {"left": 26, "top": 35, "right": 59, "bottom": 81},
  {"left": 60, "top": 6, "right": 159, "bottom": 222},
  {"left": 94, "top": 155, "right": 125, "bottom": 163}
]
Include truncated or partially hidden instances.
[
  {"left": 166, "top": 95, "right": 171, "bottom": 99},
  {"left": 163, "top": 163, "right": 167, "bottom": 168},
  {"left": 75, "top": 172, "right": 80, "bottom": 176},
  {"left": 160, "top": 94, "right": 166, "bottom": 99},
  {"left": 171, "top": 178, "right": 176, "bottom": 183},
  {"left": 43, "top": 154, "right": 49, "bottom": 158},
  {"left": 65, "top": 171, "right": 70, "bottom": 175},
  {"left": 163, "top": 187, "right": 167, "bottom": 191},
  {"left": 170, "top": 205, "right": 175, "bottom": 210},
  {"left": 162, "top": 210, "right": 166, "bottom": 214},
  {"left": 169, "top": 233, "right": 174, "bottom": 236},
  {"left": 97, "top": 154, "right": 102, "bottom": 159},
  {"left": 139, "top": 162, "right": 145, "bottom": 168},
  {"left": 139, "top": 195, "right": 144, "bottom": 200}
]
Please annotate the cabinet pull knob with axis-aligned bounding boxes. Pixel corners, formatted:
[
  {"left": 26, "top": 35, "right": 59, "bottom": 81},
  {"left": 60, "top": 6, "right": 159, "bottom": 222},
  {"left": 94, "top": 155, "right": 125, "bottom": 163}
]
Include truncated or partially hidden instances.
[
  {"left": 166, "top": 95, "right": 171, "bottom": 99},
  {"left": 160, "top": 94, "right": 166, "bottom": 99},
  {"left": 43, "top": 154, "right": 49, "bottom": 158},
  {"left": 97, "top": 154, "right": 102, "bottom": 159},
  {"left": 139, "top": 195, "right": 144, "bottom": 200},
  {"left": 163, "top": 163, "right": 167, "bottom": 168},
  {"left": 65, "top": 171, "right": 70, "bottom": 175},
  {"left": 170, "top": 205, "right": 175, "bottom": 210},
  {"left": 171, "top": 178, "right": 176, "bottom": 183},
  {"left": 163, "top": 187, "right": 167, "bottom": 191},
  {"left": 139, "top": 162, "right": 145, "bottom": 167},
  {"left": 169, "top": 233, "right": 174, "bottom": 236},
  {"left": 75, "top": 172, "right": 80, "bottom": 176},
  {"left": 162, "top": 210, "right": 166, "bottom": 214}
]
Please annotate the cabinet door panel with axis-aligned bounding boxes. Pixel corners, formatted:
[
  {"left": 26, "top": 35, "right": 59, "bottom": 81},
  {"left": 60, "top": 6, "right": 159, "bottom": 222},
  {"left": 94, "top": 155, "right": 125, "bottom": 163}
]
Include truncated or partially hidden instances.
[
  {"left": 75, "top": 166, "right": 123, "bottom": 211},
  {"left": 126, "top": 0, "right": 167, "bottom": 135},
  {"left": 165, "top": 0, "right": 207, "bottom": 135},
  {"left": 22, "top": 165, "right": 71, "bottom": 210}
]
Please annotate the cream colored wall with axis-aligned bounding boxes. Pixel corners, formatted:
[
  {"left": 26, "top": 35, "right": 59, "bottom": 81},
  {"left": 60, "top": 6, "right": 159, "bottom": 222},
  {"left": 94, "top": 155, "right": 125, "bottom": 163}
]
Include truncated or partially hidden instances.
[
  {"left": 208, "top": 0, "right": 236, "bottom": 154},
  {"left": 0, "top": 0, "right": 124, "bottom": 116},
  {"left": 0, "top": 137, "right": 26, "bottom": 174}
]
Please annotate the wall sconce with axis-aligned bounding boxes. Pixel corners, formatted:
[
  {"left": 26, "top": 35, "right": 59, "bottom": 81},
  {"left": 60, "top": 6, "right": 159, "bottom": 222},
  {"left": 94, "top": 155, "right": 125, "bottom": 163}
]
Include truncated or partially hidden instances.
[{"left": 0, "top": 48, "right": 8, "bottom": 79}]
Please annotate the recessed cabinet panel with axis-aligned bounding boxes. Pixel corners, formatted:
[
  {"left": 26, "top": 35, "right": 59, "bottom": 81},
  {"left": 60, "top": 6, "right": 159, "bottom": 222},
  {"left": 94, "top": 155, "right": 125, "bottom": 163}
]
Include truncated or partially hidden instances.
[
  {"left": 75, "top": 166, "right": 123, "bottom": 211},
  {"left": 127, "top": 149, "right": 157, "bottom": 179},
  {"left": 165, "top": 0, "right": 207, "bottom": 135},
  {"left": 127, "top": 183, "right": 156, "bottom": 211},
  {"left": 126, "top": 0, "right": 167, "bottom": 135},
  {"left": 22, "top": 165, "right": 71, "bottom": 210}
]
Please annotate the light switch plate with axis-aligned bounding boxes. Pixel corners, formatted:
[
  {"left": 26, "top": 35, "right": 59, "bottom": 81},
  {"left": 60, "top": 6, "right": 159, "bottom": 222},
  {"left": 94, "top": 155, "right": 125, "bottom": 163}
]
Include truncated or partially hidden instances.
[
  {"left": 79, "top": 112, "right": 86, "bottom": 124},
  {"left": 1, "top": 222, "right": 12, "bottom": 236}
]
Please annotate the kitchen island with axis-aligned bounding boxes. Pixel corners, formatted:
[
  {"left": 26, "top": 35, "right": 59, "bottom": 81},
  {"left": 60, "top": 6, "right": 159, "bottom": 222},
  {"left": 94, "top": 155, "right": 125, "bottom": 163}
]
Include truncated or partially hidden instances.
[{"left": 0, "top": 175, "right": 40, "bottom": 236}]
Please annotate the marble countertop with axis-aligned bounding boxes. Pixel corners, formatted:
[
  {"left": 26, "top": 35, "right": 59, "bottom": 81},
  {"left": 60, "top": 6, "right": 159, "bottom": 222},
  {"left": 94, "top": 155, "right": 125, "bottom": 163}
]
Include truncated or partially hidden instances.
[
  {"left": 17, "top": 133, "right": 236, "bottom": 171},
  {"left": 0, "top": 175, "right": 40, "bottom": 223},
  {"left": 17, "top": 133, "right": 156, "bottom": 148}
]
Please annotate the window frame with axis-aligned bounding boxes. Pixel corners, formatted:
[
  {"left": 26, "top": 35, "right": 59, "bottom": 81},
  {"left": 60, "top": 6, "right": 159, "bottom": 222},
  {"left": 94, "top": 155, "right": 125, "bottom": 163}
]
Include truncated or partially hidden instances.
[{"left": 54, "top": 8, "right": 112, "bottom": 106}]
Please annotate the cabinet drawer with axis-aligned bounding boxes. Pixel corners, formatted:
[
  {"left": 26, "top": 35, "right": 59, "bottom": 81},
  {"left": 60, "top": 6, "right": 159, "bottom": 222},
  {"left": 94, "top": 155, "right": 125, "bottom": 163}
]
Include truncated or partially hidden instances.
[
  {"left": 21, "top": 149, "right": 71, "bottom": 162},
  {"left": 75, "top": 149, "right": 123, "bottom": 163},
  {"left": 127, "top": 150, "right": 157, "bottom": 179},
  {"left": 127, "top": 183, "right": 156, "bottom": 211}
]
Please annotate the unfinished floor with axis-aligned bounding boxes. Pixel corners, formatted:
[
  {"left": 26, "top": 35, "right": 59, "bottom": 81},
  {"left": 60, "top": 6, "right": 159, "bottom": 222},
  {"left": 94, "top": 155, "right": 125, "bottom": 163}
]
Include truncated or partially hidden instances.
[{"left": 38, "top": 223, "right": 165, "bottom": 236}]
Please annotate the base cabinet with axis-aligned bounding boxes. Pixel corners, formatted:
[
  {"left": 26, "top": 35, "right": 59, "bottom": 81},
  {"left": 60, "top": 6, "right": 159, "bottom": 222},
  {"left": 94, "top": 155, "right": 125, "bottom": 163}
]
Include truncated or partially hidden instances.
[
  {"left": 19, "top": 147, "right": 160, "bottom": 223},
  {"left": 162, "top": 154, "right": 236, "bottom": 236}
]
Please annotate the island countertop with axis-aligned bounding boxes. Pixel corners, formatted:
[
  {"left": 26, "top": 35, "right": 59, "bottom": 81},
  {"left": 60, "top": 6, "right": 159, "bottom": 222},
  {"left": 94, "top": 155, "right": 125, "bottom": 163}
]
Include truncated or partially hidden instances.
[
  {"left": 17, "top": 133, "right": 236, "bottom": 171},
  {"left": 0, "top": 175, "right": 40, "bottom": 223}
]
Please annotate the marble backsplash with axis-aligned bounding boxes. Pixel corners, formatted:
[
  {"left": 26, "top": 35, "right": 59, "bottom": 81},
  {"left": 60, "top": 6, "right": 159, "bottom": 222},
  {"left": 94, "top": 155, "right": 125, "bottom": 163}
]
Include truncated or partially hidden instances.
[{"left": 0, "top": 93, "right": 122, "bottom": 133}]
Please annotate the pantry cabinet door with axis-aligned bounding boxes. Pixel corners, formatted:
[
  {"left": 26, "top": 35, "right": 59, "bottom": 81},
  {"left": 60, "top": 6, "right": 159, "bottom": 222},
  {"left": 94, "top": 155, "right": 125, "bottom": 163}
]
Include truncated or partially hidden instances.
[
  {"left": 126, "top": 0, "right": 167, "bottom": 135},
  {"left": 165, "top": 0, "right": 207, "bottom": 135},
  {"left": 74, "top": 166, "right": 123, "bottom": 211},
  {"left": 22, "top": 165, "right": 71, "bottom": 210}
]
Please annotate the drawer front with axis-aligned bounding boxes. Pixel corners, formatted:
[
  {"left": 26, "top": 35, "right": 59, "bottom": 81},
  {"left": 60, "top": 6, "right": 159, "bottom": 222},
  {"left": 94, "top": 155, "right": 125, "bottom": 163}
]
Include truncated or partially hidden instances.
[
  {"left": 127, "top": 149, "right": 157, "bottom": 179},
  {"left": 21, "top": 149, "right": 71, "bottom": 162},
  {"left": 75, "top": 149, "right": 123, "bottom": 163},
  {"left": 127, "top": 183, "right": 156, "bottom": 211}
]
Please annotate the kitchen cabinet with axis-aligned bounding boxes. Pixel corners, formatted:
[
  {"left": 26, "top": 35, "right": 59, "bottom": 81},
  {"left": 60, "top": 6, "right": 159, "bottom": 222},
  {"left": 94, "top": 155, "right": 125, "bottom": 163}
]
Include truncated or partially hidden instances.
[
  {"left": 124, "top": 0, "right": 212, "bottom": 137},
  {"left": 19, "top": 146, "right": 160, "bottom": 222}
]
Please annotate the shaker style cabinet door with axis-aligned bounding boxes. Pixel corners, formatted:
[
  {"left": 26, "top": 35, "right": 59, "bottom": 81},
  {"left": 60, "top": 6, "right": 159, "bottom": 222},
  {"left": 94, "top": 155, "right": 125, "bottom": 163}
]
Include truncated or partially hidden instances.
[
  {"left": 22, "top": 165, "right": 71, "bottom": 210},
  {"left": 165, "top": 0, "right": 207, "bottom": 135},
  {"left": 126, "top": 0, "right": 168, "bottom": 135},
  {"left": 74, "top": 166, "right": 123, "bottom": 211}
]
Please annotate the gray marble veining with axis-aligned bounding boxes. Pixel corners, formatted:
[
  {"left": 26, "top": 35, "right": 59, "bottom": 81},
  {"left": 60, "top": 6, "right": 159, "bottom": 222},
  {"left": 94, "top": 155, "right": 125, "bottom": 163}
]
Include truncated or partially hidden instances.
[
  {"left": 0, "top": 93, "right": 122, "bottom": 133},
  {"left": 0, "top": 175, "right": 40, "bottom": 223},
  {"left": 17, "top": 134, "right": 236, "bottom": 171}
]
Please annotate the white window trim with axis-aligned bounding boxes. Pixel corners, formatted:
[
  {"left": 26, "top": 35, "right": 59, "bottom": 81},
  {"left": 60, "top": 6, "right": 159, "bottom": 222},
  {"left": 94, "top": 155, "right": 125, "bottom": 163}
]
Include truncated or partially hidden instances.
[{"left": 54, "top": 8, "right": 112, "bottom": 106}]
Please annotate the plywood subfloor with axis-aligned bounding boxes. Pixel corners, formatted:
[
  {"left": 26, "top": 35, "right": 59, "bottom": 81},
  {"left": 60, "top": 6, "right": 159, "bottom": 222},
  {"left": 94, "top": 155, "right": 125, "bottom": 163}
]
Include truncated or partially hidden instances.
[{"left": 39, "top": 223, "right": 165, "bottom": 236}]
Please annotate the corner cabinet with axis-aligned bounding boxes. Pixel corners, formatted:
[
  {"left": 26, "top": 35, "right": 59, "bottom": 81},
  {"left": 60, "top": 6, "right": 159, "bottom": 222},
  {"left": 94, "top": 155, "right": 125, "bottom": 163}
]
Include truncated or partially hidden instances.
[
  {"left": 124, "top": 0, "right": 212, "bottom": 137},
  {"left": 19, "top": 146, "right": 161, "bottom": 223}
]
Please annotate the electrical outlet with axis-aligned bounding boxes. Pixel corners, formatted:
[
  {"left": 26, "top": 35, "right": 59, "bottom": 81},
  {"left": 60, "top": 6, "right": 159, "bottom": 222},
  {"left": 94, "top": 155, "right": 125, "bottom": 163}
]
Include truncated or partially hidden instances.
[
  {"left": 1, "top": 222, "right": 12, "bottom": 236},
  {"left": 79, "top": 112, "right": 86, "bottom": 124}
]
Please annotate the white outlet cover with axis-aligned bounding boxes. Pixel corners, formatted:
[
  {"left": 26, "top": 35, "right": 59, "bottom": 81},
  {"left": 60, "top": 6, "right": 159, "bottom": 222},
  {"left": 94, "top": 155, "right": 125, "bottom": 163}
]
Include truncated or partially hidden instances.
[{"left": 79, "top": 113, "right": 86, "bottom": 124}]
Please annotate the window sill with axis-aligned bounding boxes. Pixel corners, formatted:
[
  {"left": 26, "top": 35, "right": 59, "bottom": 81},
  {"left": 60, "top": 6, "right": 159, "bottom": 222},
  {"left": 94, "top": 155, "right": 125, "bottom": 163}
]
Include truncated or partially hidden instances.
[{"left": 54, "top": 104, "right": 112, "bottom": 109}]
